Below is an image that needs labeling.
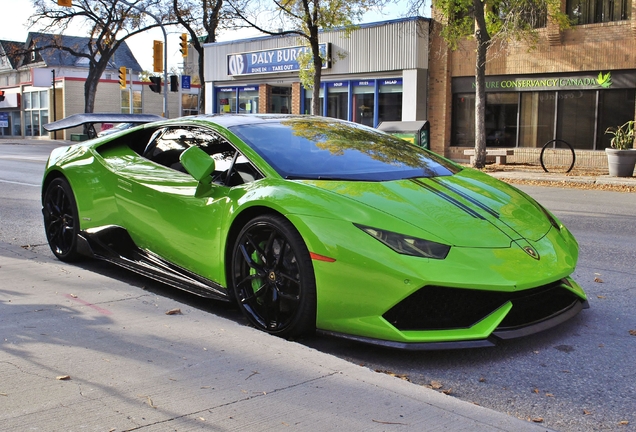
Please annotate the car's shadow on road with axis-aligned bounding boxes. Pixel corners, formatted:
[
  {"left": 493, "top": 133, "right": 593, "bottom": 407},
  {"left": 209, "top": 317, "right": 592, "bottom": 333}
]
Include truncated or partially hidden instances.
[{"left": 43, "top": 247, "right": 590, "bottom": 377}]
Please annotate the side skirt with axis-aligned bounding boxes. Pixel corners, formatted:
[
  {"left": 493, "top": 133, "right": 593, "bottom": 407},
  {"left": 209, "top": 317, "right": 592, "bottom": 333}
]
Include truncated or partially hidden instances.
[{"left": 77, "top": 226, "right": 230, "bottom": 302}]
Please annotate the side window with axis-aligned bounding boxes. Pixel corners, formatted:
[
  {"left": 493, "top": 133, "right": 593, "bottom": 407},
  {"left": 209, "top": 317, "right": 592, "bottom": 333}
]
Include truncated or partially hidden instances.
[
  {"left": 142, "top": 126, "right": 263, "bottom": 185},
  {"left": 142, "top": 127, "right": 190, "bottom": 170}
]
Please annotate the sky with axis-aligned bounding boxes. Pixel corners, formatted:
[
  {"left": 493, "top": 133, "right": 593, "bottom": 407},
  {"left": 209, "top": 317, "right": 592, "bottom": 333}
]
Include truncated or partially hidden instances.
[{"left": 0, "top": 1, "right": 421, "bottom": 73}]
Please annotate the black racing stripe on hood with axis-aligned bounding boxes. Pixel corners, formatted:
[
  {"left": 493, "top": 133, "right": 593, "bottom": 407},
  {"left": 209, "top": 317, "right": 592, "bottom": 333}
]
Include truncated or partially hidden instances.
[
  {"left": 431, "top": 178, "right": 500, "bottom": 219},
  {"left": 410, "top": 179, "right": 485, "bottom": 220}
]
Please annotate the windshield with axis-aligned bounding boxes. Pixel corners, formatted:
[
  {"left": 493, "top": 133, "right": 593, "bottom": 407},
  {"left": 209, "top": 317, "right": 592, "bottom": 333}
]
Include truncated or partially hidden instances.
[{"left": 229, "top": 118, "right": 459, "bottom": 181}]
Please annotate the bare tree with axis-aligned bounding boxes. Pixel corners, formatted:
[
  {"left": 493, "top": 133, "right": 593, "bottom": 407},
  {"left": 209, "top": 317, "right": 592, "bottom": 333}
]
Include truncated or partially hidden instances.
[
  {"left": 29, "top": 0, "right": 173, "bottom": 116},
  {"left": 172, "top": 0, "right": 245, "bottom": 114}
]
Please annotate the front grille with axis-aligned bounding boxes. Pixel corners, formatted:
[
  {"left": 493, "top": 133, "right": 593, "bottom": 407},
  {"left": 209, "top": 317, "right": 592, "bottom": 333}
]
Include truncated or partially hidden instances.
[{"left": 383, "top": 281, "right": 580, "bottom": 331}]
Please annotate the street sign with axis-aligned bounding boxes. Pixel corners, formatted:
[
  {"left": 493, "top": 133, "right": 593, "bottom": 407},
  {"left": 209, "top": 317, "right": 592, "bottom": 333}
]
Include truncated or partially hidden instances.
[{"left": 181, "top": 75, "right": 191, "bottom": 90}]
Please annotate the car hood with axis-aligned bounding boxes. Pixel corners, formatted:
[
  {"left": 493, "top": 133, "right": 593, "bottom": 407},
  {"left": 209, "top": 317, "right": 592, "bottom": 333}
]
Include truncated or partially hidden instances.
[{"left": 303, "top": 169, "right": 552, "bottom": 248}]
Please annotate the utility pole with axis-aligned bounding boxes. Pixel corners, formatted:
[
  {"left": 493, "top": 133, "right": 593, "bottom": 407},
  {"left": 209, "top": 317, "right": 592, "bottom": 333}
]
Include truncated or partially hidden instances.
[{"left": 120, "top": 0, "right": 169, "bottom": 117}]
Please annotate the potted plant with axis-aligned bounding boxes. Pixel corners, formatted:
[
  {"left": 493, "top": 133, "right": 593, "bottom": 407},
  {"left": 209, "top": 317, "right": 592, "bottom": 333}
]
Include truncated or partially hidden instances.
[{"left": 605, "top": 120, "right": 636, "bottom": 177}]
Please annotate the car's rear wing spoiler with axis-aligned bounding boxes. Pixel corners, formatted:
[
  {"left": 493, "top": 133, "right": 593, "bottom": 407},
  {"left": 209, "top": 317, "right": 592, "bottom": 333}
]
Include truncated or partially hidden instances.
[{"left": 43, "top": 113, "right": 164, "bottom": 132}]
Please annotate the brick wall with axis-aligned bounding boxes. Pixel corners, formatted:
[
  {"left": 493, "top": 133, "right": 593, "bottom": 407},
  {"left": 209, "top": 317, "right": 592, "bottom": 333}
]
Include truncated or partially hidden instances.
[
  {"left": 450, "top": 21, "right": 636, "bottom": 77},
  {"left": 259, "top": 85, "right": 271, "bottom": 114},
  {"left": 291, "top": 82, "right": 301, "bottom": 114},
  {"left": 428, "top": 0, "right": 636, "bottom": 167}
]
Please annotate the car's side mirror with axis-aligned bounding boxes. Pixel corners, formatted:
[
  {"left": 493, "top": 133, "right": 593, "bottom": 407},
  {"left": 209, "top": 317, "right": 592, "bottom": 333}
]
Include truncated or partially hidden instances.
[
  {"left": 180, "top": 146, "right": 215, "bottom": 183},
  {"left": 180, "top": 146, "right": 217, "bottom": 196}
]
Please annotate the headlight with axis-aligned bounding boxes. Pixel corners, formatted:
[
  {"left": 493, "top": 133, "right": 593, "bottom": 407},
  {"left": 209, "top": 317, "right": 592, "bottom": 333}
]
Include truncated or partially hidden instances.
[{"left": 355, "top": 224, "right": 450, "bottom": 259}]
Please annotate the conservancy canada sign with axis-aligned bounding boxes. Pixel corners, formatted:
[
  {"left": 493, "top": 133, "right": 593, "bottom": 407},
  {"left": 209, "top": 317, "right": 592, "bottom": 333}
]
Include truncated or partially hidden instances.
[
  {"left": 227, "top": 44, "right": 330, "bottom": 76},
  {"left": 452, "top": 70, "right": 636, "bottom": 93}
]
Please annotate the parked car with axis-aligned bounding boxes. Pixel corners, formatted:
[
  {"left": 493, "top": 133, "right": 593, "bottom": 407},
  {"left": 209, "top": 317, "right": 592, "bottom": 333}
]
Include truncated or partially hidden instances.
[{"left": 41, "top": 114, "right": 588, "bottom": 349}]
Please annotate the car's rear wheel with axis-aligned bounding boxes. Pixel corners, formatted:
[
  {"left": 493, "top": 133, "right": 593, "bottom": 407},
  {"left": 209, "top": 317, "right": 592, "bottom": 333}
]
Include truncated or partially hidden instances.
[
  {"left": 231, "top": 214, "right": 316, "bottom": 338},
  {"left": 42, "top": 178, "right": 82, "bottom": 262}
]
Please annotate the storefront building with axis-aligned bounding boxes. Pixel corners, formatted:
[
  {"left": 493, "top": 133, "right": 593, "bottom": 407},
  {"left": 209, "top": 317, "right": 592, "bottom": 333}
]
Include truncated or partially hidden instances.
[
  {"left": 428, "top": 0, "right": 636, "bottom": 167},
  {"left": 203, "top": 17, "right": 430, "bottom": 128}
]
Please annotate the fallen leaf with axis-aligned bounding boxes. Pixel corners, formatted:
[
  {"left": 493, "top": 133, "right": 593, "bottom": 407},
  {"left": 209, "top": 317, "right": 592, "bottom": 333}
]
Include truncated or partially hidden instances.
[
  {"left": 430, "top": 380, "right": 443, "bottom": 389},
  {"left": 146, "top": 396, "right": 156, "bottom": 408},
  {"left": 629, "top": 330, "right": 636, "bottom": 336},
  {"left": 594, "top": 277, "right": 603, "bottom": 283},
  {"left": 165, "top": 308, "right": 182, "bottom": 315},
  {"left": 56, "top": 375, "right": 71, "bottom": 380},
  {"left": 545, "top": 393, "right": 554, "bottom": 397},
  {"left": 531, "top": 417, "right": 544, "bottom": 423},
  {"left": 619, "top": 420, "right": 629, "bottom": 425},
  {"left": 533, "top": 388, "right": 539, "bottom": 394},
  {"left": 479, "top": 377, "right": 486, "bottom": 382},
  {"left": 245, "top": 371, "right": 259, "bottom": 380},
  {"left": 442, "top": 388, "right": 453, "bottom": 395},
  {"left": 375, "top": 369, "right": 410, "bottom": 381},
  {"left": 597, "top": 295, "right": 606, "bottom": 299},
  {"left": 583, "top": 409, "right": 592, "bottom": 415}
]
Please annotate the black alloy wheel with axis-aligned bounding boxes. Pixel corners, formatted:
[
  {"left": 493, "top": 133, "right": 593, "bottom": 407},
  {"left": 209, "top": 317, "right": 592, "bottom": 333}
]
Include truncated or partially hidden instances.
[
  {"left": 42, "top": 178, "right": 81, "bottom": 262},
  {"left": 231, "top": 214, "right": 316, "bottom": 338}
]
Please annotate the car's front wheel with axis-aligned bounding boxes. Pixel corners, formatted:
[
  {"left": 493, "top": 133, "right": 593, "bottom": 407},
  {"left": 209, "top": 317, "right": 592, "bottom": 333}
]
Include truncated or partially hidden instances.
[
  {"left": 231, "top": 214, "right": 316, "bottom": 339},
  {"left": 42, "top": 177, "right": 82, "bottom": 262}
]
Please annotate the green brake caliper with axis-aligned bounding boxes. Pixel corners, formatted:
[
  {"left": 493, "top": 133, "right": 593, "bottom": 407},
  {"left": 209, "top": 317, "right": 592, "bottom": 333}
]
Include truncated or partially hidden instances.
[{"left": 250, "top": 246, "right": 265, "bottom": 303}]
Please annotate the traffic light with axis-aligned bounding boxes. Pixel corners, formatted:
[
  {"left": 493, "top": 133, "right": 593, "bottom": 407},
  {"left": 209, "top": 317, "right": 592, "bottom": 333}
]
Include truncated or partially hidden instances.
[
  {"left": 170, "top": 75, "right": 178, "bottom": 92},
  {"left": 118, "top": 66, "right": 127, "bottom": 89},
  {"left": 0, "top": 91, "right": 5, "bottom": 102},
  {"left": 153, "top": 40, "right": 163, "bottom": 73},
  {"left": 179, "top": 33, "right": 188, "bottom": 58},
  {"left": 149, "top": 76, "right": 162, "bottom": 93},
  {"left": 57, "top": 0, "right": 72, "bottom": 6}
]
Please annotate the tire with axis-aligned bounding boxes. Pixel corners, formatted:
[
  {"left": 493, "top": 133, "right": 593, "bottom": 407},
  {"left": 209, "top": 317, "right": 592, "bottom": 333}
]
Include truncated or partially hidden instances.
[
  {"left": 540, "top": 139, "right": 576, "bottom": 173},
  {"left": 42, "top": 178, "right": 82, "bottom": 262},
  {"left": 231, "top": 214, "right": 316, "bottom": 339}
]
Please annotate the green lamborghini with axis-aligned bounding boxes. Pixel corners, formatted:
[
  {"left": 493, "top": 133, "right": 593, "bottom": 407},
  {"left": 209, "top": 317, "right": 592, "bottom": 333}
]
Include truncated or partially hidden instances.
[{"left": 42, "top": 114, "right": 588, "bottom": 349}]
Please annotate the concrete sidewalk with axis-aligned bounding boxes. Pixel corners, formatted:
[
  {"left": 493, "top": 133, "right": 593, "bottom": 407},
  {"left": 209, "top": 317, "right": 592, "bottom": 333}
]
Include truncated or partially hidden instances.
[{"left": 0, "top": 242, "right": 551, "bottom": 432}]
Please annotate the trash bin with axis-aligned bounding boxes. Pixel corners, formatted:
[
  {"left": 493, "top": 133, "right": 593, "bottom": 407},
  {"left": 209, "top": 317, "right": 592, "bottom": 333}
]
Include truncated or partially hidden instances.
[{"left": 377, "top": 121, "right": 430, "bottom": 150}]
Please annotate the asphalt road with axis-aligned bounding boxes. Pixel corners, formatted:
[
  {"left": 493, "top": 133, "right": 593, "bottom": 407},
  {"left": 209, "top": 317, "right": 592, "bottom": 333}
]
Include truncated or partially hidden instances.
[{"left": 1, "top": 140, "right": 635, "bottom": 431}]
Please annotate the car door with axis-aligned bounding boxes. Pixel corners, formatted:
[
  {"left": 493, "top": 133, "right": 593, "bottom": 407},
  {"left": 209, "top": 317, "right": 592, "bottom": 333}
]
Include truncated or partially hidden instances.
[{"left": 114, "top": 125, "right": 250, "bottom": 283}]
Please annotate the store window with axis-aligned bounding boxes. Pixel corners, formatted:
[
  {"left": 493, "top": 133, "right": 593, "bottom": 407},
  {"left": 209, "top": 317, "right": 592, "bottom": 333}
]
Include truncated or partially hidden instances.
[
  {"left": 182, "top": 93, "right": 199, "bottom": 116},
  {"left": 327, "top": 82, "right": 348, "bottom": 120},
  {"left": 485, "top": 93, "right": 518, "bottom": 147},
  {"left": 216, "top": 86, "right": 259, "bottom": 114},
  {"left": 567, "top": 0, "right": 631, "bottom": 24},
  {"left": 454, "top": 87, "right": 636, "bottom": 150},
  {"left": 271, "top": 86, "right": 291, "bottom": 113},
  {"left": 452, "top": 93, "right": 475, "bottom": 147},
  {"left": 519, "top": 92, "right": 555, "bottom": 148},
  {"left": 121, "top": 89, "right": 142, "bottom": 114},
  {"left": 238, "top": 86, "right": 259, "bottom": 113},
  {"left": 217, "top": 87, "right": 237, "bottom": 114},
  {"left": 24, "top": 90, "right": 49, "bottom": 136},
  {"left": 304, "top": 86, "right": 324, "bottom": 115},
  {"left": 352, "top": 81, "right": 375, "bottom": 126},
  {"left": 556, "top": 90, "right": 596, "bottom": 149},
  {"left": 378, "top": 79, "right": 403, "bottom": 124},
  {"left": 597, "top": 89, "right": 635, "bottom": 149}
]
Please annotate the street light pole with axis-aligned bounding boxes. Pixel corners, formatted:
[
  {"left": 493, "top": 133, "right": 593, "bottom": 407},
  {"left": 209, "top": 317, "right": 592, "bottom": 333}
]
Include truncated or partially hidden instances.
[{"left": 119, "top": 0, "right": 169, "bottom": 117}]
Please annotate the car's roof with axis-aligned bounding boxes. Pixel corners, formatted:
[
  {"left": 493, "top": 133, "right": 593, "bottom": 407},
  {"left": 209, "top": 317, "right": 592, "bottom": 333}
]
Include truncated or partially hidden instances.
[{"left": 183, "top": 114, "right": 328, "bottom": 129}]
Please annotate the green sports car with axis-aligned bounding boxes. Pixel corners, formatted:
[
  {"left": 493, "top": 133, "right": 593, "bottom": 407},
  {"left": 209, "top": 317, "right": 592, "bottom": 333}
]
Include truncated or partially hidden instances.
[{"left": 42, "top": 114, "right": 588, "bottom": 349}]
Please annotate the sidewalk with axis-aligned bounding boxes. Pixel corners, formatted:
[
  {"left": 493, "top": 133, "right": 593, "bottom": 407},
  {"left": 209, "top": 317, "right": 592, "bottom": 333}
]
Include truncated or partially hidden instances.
[
  {"left": 0, "top": 242, "right": 552, "bottom": 432},
  {"left": 488, "top": 169, "right": 636, "bottom": 188}
]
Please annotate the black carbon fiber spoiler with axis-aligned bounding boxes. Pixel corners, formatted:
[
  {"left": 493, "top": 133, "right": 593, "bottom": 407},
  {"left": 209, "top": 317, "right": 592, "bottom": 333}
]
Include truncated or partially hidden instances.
[{"left": 43, "top": 113, "right": 164, "bottom": 132}]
